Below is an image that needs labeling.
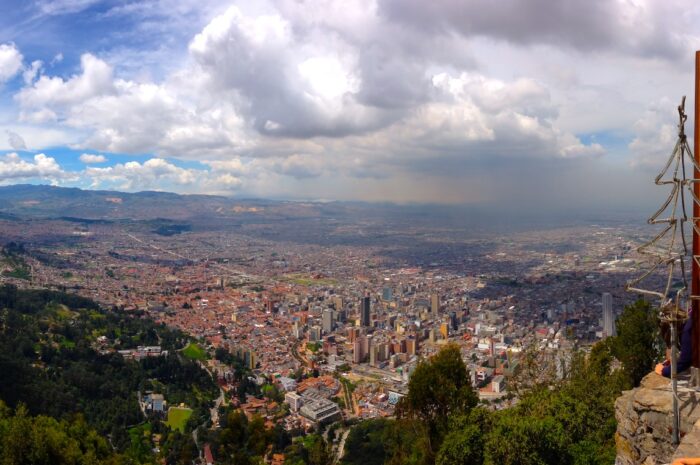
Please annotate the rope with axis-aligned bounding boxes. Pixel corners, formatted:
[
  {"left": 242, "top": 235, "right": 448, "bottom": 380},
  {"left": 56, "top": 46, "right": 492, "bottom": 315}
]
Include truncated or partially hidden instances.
[
  {"left": 625, "top": 96, "right": 696, "bottom": 446},
  {"left": 626, "top": 96, "right": 694, "bottom": 325}
]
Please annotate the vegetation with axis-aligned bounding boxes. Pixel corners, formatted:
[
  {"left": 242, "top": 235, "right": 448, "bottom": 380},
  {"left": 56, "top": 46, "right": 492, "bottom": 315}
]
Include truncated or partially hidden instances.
[
  {"left": 306, "top": 341, "right": 322, "bottom": 353},
  {"left": 182, "top": 342, "right": 208, "bottom": 361},
  {"left": 0, "top": 401, "right": 134, "bottom": 465},
  {"left": 609, "top": 299, "right": 662, "bottom": 386},
  {"left": 1, "top": 243, "right": 31, "bottom": 280},
  {"left": 165, "top": 407, "right": 193, "bottom": 433},
  {"left": 396, "top": 343, "right": 478, "bottom": 449},
  {"left": 0, "top": 284, "right": 218, "bottom": 464}
]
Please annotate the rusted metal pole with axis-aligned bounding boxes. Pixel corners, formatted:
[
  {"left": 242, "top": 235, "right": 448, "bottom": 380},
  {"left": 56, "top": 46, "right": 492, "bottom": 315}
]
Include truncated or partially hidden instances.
[{"left": 693, "top": 50, "right": 700, "bottom": 369}]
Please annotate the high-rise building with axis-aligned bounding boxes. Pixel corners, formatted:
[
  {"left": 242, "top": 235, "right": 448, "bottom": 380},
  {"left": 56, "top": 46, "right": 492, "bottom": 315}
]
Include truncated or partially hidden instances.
[
  {"left": 406, "top": 336, "right": 418, "bottom": 355},
  {"left": 431, "top": 293, "right": 440, "bottom": 313},
  {"left": 440, "top": 322, "right": 449, "bottom": 339},
  {"left": 360, "top": 296, "right": 371, "bottom": 327},
  {"left": 602, "top": 293, "right": 615, "bottom": 337},
  {"left": 450, "top": 311, "right": 458, "bottom": 331},
  {"left": 353, "top": 339, "right": 363, "bottom": 364},
  {"left": 292, "top": 321, "right": 304, "bottom": 339},
  {"left": 322, "top": 308, "right": 334, "bottom": 334},
  {"left": 309, "top": 326, "right": 322, "bottom": 342}
]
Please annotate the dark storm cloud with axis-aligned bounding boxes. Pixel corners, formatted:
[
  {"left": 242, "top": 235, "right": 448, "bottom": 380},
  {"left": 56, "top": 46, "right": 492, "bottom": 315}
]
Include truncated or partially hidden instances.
[{"left": 378, "top": 0, "right": 687, "bottom": 59}]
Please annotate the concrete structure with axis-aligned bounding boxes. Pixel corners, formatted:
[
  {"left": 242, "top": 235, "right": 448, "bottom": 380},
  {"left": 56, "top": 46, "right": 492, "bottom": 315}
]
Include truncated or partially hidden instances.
[
  {"left": 353, "top": 339, "right": 363, "bottom": 364},
  {"left": 279, "top": 377, "right": 297, "bottom": 392},
  {"left": 492, "top": 375, "right": 505, "bottom": 393},
  {"left": 322, "top": 308, "right": 334, "bottom": 334},
  {"left": 299, "top": 398, "right": 342, "bottom": 424},
  {"left": 285, "top": 392, "right": 304, "bottom": 412}
]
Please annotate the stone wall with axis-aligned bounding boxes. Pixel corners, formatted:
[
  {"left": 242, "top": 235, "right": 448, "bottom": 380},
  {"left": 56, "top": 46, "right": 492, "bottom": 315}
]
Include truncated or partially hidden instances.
[{"left": 616, "top": 372, "right": 700, "bottom": 465}]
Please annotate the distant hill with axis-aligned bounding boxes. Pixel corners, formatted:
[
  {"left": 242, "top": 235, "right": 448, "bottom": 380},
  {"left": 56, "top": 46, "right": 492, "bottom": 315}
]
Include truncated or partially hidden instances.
[
  {"left": 0, "top": 184, "right": 640, "bottom": 239},
  {"left": 0, "top": 184, "right": 247, "bottom": 220}
]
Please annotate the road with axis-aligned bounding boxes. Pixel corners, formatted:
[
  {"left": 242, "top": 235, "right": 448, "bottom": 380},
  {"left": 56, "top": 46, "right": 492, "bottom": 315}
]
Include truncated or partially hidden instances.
[
  {"left": 291, "top": 340, "right": 311, "bottom": 368},
  {"left": 333, "top": 427, "right": 352, "bottom": 464}
]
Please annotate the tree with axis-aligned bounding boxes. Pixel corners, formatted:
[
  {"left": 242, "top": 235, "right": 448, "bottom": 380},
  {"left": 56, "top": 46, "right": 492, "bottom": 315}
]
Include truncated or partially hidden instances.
[
  {"left": 436, "top": 424, "right": 483, "bottom": 465},
  {"left": 396, "top": 344, "right": 477, "bottom": 449},
  {"left": 341, "top": 419, "right": 430, "bottom": 465},
  {"left": 610, "top": 299, "right": 661, "bottom": 386},
  {"left": 484, "top": 414, "right": 568, "bottom": 465}
]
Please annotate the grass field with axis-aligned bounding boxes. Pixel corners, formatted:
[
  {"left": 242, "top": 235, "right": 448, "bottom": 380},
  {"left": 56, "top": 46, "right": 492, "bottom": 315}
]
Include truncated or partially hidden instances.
[
  {"left": 165, "top": 407, "right": 193, "bottom": 433},
  {"left": 182, "top": 342, "right": 207, "bottom": 360},
  {"left": 282, "top": 273, "right": 338, "bottom": 286}
]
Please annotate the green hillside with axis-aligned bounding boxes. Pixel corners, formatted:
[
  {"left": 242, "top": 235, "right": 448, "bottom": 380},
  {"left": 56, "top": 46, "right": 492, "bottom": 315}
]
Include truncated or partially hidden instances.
[{"left": 0, "top": 284, "right": 218, "bottom": 464}]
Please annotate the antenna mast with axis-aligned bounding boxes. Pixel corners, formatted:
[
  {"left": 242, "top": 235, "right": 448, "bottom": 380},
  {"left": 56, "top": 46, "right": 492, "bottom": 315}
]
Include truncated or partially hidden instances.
[{"left": 692, "top": 50, "right": 700, "bottom": 369}]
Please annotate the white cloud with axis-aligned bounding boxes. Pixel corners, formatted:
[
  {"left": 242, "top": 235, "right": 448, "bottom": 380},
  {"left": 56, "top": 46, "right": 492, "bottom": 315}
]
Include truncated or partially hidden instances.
[
  {"left": 0, "top": 43, "right": 23, "bottom": 83},
  {"left": 0, "top": 153, "right": 67, "bottom": 181},
  {"left": 23, "top": 60, "right": 43, "bottom": 85},
  {"left": 17, "top": 54, "right": 116, "bottom": 122},
  {"left": 85, "top": 158, "right": 203, "bottom": 191},
  {"left": 36, "top": 0, "right": 102, "bottom": 16},
  {"left": 79, "top": 153, "right": 106, "bottom": 164},
  {"left": 628, "top": 98, "right": 679, "bottom": 168}
]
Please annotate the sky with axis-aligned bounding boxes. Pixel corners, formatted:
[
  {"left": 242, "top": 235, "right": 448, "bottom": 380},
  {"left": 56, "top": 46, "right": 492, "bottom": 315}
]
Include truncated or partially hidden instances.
[{"left": 0, "top": 0, "right": 699, "bottom": 213}]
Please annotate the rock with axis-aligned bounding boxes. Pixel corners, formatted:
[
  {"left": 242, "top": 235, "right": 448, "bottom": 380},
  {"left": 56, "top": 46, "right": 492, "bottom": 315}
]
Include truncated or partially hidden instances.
[{"left": 616, "top": 373, "right": 700, "bottom": 464}]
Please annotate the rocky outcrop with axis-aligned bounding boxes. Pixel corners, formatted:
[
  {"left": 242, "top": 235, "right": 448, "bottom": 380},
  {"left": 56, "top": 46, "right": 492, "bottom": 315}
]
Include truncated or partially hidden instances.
[{"left": 616, "top": 372, "right": 700, "bottom": 465}]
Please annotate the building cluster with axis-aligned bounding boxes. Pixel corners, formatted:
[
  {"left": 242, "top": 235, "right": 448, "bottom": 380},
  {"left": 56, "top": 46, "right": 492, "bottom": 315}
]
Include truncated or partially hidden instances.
[{"left": 0, "top": 217, "right": 668, "bottom": 446}]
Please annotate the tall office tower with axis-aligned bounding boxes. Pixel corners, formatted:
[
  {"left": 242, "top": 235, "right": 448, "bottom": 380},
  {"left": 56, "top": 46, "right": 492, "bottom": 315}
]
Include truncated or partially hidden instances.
[
  {"left": 379, "top": 343, "right": 390, "bottom": 361},
  {"left": 322, "top": 308, "right": 334, "bottom": 334},
  {"left": 406, "top": 337, "right": 417, "bottom": 355},
  {"left": 353, "top": 340, "right": 363, "bottom": 364},
  {"left": 382, "top": 286, "right": 393, "bottom": 301},
  {"left": 431, "top": 293, "right": 440, "bottom": 313},
  {"left": 602, "top": 292, "right": 616, "bottom": 337},
  {"left": 450, "top": 311, "right": 458, "bottom": 331},
  {"left": 361, "top": 296, "right": 371, "bottom": 327},
  {"left": 333, "top": 296, "right": 343, "bottom": 311},
  {"left": 361, "top": 336, "right": 370, "bottom": 358}
]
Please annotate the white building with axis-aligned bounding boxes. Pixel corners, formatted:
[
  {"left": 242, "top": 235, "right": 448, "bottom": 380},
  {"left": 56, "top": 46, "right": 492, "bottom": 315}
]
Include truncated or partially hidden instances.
[{"left": 285, "top": 392, "right": 304, "bottom": 412}]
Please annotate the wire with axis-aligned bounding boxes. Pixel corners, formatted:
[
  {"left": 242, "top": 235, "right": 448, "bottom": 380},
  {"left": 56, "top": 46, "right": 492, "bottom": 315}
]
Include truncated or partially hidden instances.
[{"left": 626, "top": 96, "right": 694, "bottom": 325}]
